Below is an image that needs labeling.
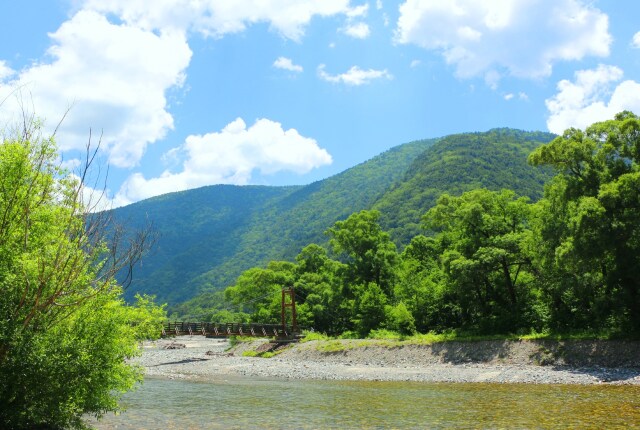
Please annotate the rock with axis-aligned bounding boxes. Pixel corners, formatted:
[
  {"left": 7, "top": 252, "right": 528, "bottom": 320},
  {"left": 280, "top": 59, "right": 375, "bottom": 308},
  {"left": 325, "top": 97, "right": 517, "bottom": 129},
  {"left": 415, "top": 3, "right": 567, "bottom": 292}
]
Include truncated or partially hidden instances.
[{"left": 163, "top": 343, "right": 186, "bottom": 350}]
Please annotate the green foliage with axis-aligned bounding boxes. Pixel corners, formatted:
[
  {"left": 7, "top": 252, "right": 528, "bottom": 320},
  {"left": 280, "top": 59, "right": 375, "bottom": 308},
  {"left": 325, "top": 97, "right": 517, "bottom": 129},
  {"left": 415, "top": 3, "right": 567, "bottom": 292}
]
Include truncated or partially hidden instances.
[
  {"left": 327, "top": 210, "right": 399, "bottom": 295},
  {"left": 368, "top": 329, "right": 403, "bottom": 340},
  {"left": 300, "top": 330, "right": 331, "bottom": 342},
  {"left": 374, "top": 128, "right": 555, "bottom": 244},
  {"left": 0, "top": 125, "right": 166, "bottom": 429},
  {"left": 422, "top": 189, "right": 540, "bottom": 333},
  {"left": 385, "top": 302, "right": 416, "bottom": 335},
  {"left": 529, "top": 111, "right": 640, "bottom": 333},
  {"left": 353, "top": 282, "right": 388, "bottom": 337}
]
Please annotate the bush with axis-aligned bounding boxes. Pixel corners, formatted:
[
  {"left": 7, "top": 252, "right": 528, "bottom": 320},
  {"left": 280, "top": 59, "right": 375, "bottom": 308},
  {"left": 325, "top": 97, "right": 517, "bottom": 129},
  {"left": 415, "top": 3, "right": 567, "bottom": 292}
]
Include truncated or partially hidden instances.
[{"left": 0, "top": 122, "right": 163, "bottom": 428}]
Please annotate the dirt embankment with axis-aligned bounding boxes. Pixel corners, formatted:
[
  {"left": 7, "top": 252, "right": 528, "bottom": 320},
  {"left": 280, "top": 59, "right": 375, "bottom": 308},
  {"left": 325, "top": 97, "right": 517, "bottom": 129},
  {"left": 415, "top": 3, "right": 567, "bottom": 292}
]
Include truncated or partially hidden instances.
[{"left": 277, "top": 338, "right": 640, "bottom": 368}]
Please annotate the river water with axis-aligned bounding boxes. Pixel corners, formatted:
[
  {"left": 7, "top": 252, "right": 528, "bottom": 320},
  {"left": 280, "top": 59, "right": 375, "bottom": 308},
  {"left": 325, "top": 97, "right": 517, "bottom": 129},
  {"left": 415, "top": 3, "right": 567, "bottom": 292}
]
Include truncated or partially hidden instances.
[{"left": 88, "top": 377, "right": 640, "bottom": 429}]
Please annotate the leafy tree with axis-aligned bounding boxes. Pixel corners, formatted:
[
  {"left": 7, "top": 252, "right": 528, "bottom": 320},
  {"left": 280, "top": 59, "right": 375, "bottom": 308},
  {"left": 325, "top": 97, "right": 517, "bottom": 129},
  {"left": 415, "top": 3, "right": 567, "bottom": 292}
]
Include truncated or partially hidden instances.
[
  {"left": 327, "top": 210, "right": 398, "bottom": 296},
  {"left": 385, "top": 302, "right": 416, "bottom": 335},
  {"left": 423, "top": 189, "right": 538, "bottom": 332},
  {"left": 294, "top": 244, "right": 349, "bottom": 333},
  {"left": 529, "top": 111, "right": 640, "bottom": 332},
  {"left": 0, "top": 121, "right": 162, "bottom": 429},
  {"left": 354, "top": 282, "right": 388, "bottom": 336},
  {"left": 224, "top": 261, "right": 296, "bottom": 323},
  {"left": 396, "top": 235, "right": 456, "bottom": 332}
]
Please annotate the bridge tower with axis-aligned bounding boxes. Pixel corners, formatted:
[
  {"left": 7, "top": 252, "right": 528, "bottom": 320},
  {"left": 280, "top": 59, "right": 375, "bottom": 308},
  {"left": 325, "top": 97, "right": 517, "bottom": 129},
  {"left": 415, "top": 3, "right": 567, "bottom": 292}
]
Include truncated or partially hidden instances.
[{"left": 281, "top": 286, "right": 298, "bottom": 334}]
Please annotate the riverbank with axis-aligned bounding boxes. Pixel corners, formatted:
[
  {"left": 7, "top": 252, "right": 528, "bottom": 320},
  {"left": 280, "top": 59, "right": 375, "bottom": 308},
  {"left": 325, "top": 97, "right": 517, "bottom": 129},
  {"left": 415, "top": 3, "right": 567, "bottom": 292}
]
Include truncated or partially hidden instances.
[{"left": 137, "top": 336, "right": 640, "bottom": 385}]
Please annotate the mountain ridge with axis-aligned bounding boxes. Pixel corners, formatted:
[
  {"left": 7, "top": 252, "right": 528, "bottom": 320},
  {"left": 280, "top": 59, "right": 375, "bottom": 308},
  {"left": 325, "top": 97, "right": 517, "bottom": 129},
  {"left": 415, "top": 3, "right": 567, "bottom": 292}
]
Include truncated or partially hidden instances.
[{"left": 113, "top": 128, "right": 555, "bottom": 304}]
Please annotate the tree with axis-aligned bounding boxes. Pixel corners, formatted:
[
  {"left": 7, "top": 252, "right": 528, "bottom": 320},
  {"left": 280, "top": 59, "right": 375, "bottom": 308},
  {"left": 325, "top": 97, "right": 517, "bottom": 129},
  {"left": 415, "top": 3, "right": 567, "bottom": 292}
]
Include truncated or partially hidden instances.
[
  {"left": 423, "top": 189, "right": 538, "bottom": 332},
  {"left": 326, "top": 210, "right": 398, "bottom": 296},
  {"left": 354, "top": 282, "right": 388, "bottom": 336},
  {"left": 529, "top": 111, "right": 640, "bottom": 332},
  {"left": 396, "top": 235, "right": 455, "bottom": 332},
  {"left": 224, "top": 261, "right": 296, "bottom": 323},
  {"left": 0, "top": 119, "right": 162, "bottom": 428}
]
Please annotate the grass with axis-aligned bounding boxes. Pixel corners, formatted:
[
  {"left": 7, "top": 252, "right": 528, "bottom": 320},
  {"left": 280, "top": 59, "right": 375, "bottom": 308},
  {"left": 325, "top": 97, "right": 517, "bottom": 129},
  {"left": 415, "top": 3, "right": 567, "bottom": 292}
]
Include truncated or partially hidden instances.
[
  {"left": 242, "top": 350, "right": 276, "bottom": 358},
  {"left": 301, "top": 328, "right": 624, "bottom": 352},
  {"left": 315, "top": 340, "right": 348, "bottom": 353},
  {"left": 242, "top": 350, "right": 280, "bottom": 358}
]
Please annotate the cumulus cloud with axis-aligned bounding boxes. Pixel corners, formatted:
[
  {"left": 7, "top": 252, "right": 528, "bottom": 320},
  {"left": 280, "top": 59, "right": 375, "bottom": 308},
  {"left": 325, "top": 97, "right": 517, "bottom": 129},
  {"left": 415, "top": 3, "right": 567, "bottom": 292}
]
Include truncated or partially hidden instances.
[
  {"left": 545, "top": 64, "right": 640, "bottom": 134},
  {"left": 395, "top": 0, "right": 611, "bottom": 85},
  {"left": 343, "top": 22, "right": 371, "bottom": 39},
  {"left": 0, "top": 61, "right": 14, "bottom": 82},
  {"left": 318, "top": 64, "right": 392, "bottom": 86},
  {"left": 83, "top": 0, "right": 359, "bottom": 42},
  {"left": 346, "top": 3, "right": 369, "bottom": 18},
  {"left": 633, "top": 31, "right": 640, "bottom": 48},
  {"left": 341, "top": 3, "right": 370, "bottom": 39},
  {"left": 112, "top": 118, "right": 332, "bottom": 204},
  {"left": 0, "top": 10, "right": 191, "bottom": 168},
  {"left": 1, "top": 0, "right": 361, "bottom": 170},
  {"left": 273, "top": 56, "right": 303, "bottom": 73}
]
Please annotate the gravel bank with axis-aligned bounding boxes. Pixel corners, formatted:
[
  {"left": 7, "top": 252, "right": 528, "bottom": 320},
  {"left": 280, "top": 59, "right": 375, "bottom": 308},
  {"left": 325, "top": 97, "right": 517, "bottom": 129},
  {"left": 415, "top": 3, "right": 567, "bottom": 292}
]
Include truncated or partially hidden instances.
[{"left": 137, "top": 337, "right": 640, "bottom": 385}]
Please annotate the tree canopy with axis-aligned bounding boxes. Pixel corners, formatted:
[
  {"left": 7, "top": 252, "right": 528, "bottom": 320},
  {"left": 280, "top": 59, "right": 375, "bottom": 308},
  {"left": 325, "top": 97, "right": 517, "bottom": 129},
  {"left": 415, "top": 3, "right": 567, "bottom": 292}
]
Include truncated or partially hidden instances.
[{"left": 179, "top": 112, "right": 640, "bottom": 339}]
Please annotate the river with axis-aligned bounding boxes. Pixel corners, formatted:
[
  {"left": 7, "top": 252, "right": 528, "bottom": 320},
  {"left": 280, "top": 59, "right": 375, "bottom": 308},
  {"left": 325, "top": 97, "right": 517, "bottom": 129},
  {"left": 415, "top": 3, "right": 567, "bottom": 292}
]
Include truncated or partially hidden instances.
[{"left": 88, "top": 377, "right": 640, "bottom": 429}]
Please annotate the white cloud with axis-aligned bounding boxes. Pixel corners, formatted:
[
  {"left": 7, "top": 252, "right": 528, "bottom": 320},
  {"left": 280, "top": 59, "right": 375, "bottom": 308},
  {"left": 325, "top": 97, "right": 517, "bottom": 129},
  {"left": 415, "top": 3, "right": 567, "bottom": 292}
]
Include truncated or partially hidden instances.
[
  {"left": 376, "top": 0, "right": 383, "bottom": 10},
  {"left": 0, "top": 10, "right": 191, "bottom": 168},
  {"left": 343, "top": 22, "right": 371, "bottom": 39},
  {"left": 410, "top": 60, "right": 421, "bottom": 68},
  {"left": 341, "top": 3, "right": 370, "bottom": 39},
  {"left": 395, "top": 0, "right": 611, "bottom": 85},
  {"left": 273, "top": 57, "right": 303, "bottom": 73},
  {"left": 0, "top": 61, "right": 14, "bottom": 82},
  {"left": 112, "top": 118, "right": 332, "bottom": 204},
  {"left": 546, "top": 64, "right": 640, "bottom": 134},
  {"left": 84, "top": 0, "right": 359, "bottom": 42},
  {"left": 504, "top": 92, "right": 528, "bottom": 101},
  {"left": 1, "top": 1, "right": 362, "bottom": 171},
  {"left": 633, "top": 31, "right": 640, "bottom": 48},
  {"left": 346, "top": 3, "right": 369, "bottom": 18},
  {"left": 318, "top": 64, "right": 392, "bottom": 86}
]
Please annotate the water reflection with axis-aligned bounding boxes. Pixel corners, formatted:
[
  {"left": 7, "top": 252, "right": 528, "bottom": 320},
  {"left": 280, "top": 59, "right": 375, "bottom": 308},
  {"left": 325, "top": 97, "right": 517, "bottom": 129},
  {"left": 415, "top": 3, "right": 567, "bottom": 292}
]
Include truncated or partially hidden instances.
[{"left": 88, "top": 377, "right": 640, "bottom": 429}]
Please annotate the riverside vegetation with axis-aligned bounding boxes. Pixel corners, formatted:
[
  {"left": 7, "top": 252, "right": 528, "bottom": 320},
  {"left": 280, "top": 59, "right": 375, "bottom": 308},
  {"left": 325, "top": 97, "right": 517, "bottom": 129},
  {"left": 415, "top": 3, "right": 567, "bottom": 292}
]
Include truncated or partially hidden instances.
[
  {"left": 177, "top": 112, "right": 640, "bottom": 339},
  {"left": 0, "top": 119, "right": 166, "bottom": 429}
]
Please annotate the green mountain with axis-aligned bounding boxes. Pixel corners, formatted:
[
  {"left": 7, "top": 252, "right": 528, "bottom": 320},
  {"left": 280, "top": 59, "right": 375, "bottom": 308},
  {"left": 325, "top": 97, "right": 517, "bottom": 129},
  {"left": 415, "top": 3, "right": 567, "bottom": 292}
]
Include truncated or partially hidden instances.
[
  {"left": 374, "top": 128, "right": 556, "bottom": 244},
  {"left": 113, "top": 128, "right": 556, "bottom": 305},
  {"left": 113, "top": 138, "right": 436, "bottom": 303}
]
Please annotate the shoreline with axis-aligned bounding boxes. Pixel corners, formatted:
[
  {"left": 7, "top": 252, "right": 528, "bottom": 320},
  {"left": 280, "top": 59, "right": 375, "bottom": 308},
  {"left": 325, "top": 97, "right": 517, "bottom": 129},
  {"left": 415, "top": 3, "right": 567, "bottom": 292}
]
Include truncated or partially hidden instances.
[{"left": 137, "top": 336, "right": 640, "bottom": 385}]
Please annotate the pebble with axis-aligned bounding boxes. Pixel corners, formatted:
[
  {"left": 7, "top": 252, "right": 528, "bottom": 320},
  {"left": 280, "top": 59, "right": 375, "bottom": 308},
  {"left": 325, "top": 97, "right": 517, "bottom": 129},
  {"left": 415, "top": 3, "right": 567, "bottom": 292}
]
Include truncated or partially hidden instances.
[{"left": 136, "top": 337, "right": 640, "bottom": 386}]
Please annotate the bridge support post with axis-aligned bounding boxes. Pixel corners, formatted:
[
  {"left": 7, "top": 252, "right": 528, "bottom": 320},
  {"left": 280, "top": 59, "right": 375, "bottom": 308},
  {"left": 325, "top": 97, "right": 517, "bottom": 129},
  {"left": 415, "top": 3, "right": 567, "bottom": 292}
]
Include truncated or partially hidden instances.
[{"left": 281, "top": 286, "right": 297, "bottom": 335}]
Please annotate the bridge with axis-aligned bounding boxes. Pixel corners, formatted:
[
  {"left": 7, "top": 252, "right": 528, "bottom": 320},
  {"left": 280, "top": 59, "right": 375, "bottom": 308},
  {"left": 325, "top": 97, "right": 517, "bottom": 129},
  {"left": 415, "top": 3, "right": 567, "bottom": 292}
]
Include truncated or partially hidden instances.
[
  {"left": 161, "top": 321, "right": 301, "bottom": 340},
  {"left": 161, "top": 286, "right": 302, "bottom": 341}
]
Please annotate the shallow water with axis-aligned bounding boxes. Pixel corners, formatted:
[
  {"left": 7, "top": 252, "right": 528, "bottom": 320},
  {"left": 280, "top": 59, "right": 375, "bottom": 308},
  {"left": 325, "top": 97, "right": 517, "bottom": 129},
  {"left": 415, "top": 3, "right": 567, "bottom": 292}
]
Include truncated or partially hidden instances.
[{"left": 89, "top": 377, "right": 640, "bottom": 429}]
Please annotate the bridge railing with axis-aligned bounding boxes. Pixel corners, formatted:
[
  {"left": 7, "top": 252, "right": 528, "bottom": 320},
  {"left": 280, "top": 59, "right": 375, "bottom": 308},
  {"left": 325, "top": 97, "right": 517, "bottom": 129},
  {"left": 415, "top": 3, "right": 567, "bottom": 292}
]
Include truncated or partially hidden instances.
[{"left": 161, "top": 321, "right": 300, "bottom": 339}]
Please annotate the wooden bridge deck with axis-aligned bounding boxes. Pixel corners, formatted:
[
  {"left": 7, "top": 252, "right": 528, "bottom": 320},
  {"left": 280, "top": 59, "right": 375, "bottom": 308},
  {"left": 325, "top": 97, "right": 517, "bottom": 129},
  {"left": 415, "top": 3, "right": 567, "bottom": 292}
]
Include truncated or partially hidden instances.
[{"left": 162, "top": 322, "right": 301, "bottom": 340}]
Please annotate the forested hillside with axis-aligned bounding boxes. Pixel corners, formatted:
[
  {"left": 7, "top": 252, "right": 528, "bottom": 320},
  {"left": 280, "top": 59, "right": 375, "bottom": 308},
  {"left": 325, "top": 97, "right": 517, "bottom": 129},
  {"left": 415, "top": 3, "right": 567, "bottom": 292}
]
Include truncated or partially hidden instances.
[
  {"left": 186, "top": 112, "right": 640, "bottom": 337},
  {"left": 114, "top": 138, "right": 435, "bottom": 303},
  {"left": 115, "top": 129, "right": 556, "bottom": 306},
  {"left": 110, "top": 185, "right": 297, "bottom": 302},
  {"left": 375, "top": 128, "right": 556, "bottom": 243}
]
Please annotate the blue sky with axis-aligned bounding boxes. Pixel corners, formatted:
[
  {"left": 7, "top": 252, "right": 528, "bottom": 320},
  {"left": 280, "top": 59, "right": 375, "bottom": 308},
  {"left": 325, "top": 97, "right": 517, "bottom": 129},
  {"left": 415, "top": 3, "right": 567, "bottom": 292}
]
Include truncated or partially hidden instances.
[{"left": 1, "top": 0, "right": 639, "bottom": 208}]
